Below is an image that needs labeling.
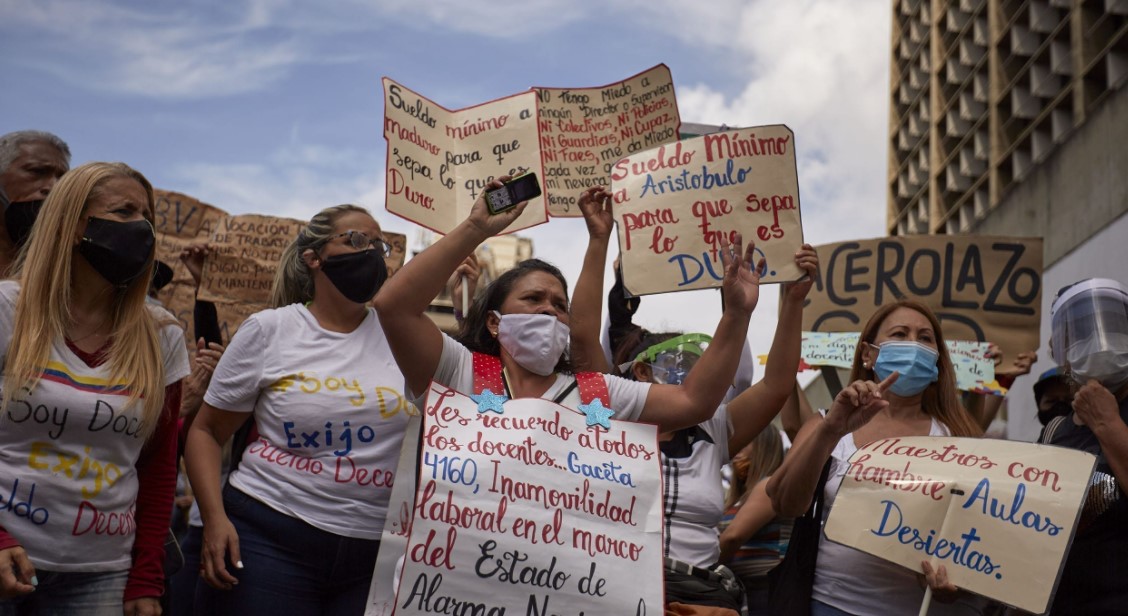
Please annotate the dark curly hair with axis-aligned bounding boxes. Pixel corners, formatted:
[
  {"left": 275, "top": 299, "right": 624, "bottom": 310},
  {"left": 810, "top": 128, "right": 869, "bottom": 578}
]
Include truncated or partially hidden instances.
[{"left": 456, "top": 258, "right": 573, "bottom": 374}]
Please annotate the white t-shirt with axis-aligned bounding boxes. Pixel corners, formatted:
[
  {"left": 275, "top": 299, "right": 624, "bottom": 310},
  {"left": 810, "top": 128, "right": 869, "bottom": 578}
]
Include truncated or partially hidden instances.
[
  {"left": 661, "top": 406, "right": 732, "bottom": 568},
  {"left": 0, "top": 280, "right": 190, "bottom": 571},
  {"left": 420, "top": 333, "right": 651, "bottom": 421},
  {"left": 813, "top": 420, "right": 985, "bottom": 615},
  {"left": 205, "top": 304, "right": 413, "bottom": 539}
]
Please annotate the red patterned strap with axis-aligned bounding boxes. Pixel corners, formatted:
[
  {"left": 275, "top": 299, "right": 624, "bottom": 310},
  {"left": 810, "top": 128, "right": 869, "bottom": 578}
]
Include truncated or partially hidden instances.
[
  {"left": 574, "top": 371, "right": 610, "bottom": 407},
  {"left": 472, "top": 352, "right": 610, "bottom": 408},
  {"left": 472, "top": 352, "right": 505, "bottom": 396}
]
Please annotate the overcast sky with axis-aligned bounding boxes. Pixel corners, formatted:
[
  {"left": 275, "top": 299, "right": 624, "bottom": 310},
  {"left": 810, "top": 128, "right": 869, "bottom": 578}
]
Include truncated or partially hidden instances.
[{"left": 2, "top": 0, "right": 891, "bottom": 372}]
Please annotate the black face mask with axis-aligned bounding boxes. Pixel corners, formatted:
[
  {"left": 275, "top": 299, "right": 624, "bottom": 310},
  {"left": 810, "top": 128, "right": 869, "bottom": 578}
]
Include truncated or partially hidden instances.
[
  {"left": 320, "top": 249, "right": 388, "bottom": 304},
  {"left": 5, "top": 200, "right": 44, "bottom": 249},
  {"left": 78, "top": 217, "right": 155, "bottom": 287},
  {"left": 1037, "top": 400, "right": 1073, "bottom": 426}
]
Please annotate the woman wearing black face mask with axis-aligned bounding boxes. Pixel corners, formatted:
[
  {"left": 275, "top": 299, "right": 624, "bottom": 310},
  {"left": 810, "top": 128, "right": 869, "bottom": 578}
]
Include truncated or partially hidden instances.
[
  {"left": 185, "top": 205, "right": 411, "bottom": 616},
  {"left": 0, "top": 162, "right": 190, "bottom": 616}
]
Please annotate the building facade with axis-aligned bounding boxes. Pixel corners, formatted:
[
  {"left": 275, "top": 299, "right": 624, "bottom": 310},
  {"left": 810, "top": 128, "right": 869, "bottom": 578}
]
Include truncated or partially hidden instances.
[{"left": 888, "top": 0, "right": 1128, "bottom": 439}]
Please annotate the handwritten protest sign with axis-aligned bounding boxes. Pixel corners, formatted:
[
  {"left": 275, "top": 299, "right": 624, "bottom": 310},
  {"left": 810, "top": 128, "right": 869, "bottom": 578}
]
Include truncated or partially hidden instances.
[
  {"left": 152, "top": 190, "right": 230, "bottom": 344},
  {"left": 824, "top": 437, "right": 1094, "bottom": 613},
  {"left": 152, "top": 189, "right": 227, "bottom": 278},
  {"left": 535, "top": 64, "right": 681, "bottom": 216},
  {"left": 795, "top": 333, "right": 999, "bottom": 394},
  {"left": 367, "top": 383, "right": 663, "bottom": 615},
  {"left": 383, "top": 78, "right": 546, "bottom": 235},
  {"left": 384, "top": 231, "right": 407, "bottom": 277},
  {"left": 802, "top": 235, "right": 1043, "bottom": 361},
  {"left": 610, "top": 125, "right": 804, "bottom": 295},
  {"left": 197, "top": 214, "right": 303, "bottom": 306}
]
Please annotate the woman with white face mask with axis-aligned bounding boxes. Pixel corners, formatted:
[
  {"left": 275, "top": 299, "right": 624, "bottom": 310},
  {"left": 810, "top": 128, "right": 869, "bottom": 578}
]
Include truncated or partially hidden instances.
[
  {"left": 767, "top": 299, "right": 985, "bottom": 616},
  {"left": 374, "top": 180, "right": 764, "bottom": 438},
  {"left": 1039, "top": 278, "right": 1128, "bottom": 615}
]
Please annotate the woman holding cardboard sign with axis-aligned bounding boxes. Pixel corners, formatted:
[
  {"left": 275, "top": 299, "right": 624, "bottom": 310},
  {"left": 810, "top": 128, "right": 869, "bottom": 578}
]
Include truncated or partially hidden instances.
[
  {"left": 374, "top": 178, "right": 762, "bottom": 446},
  {"left": 185, "top": 204, "right": 411, "bottom": 615},
  {"left": 0, "top": 162, "right": 190, "bottom": 616},
  {"left": 767, "top": 300, "right": 984, "bottom": 616}
]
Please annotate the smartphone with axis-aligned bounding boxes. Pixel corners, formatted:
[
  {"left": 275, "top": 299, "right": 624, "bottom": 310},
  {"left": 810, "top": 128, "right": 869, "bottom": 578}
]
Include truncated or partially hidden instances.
[{"left": 485, "top": 172, "right": 541, "bottom": 215}]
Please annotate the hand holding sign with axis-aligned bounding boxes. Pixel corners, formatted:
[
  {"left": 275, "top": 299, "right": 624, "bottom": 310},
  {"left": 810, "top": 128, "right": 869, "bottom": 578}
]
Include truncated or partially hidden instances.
[
  {"left": 824, "top": 373, "right": 899, "bottom": 438},
  {"left": 782, "top": 243, "right": 819, "bottom": 303},
  {"left": 719, "top": 232, "right": 766, "bottom": 318},
  {"left": 577, "top": 186, "right": 614, "bottom": 243}
]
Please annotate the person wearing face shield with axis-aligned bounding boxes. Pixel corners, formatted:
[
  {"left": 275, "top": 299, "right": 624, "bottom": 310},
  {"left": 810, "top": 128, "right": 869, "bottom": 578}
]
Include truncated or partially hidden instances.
[
  {"left": 1038, "top": 278, "right": 1128, "bottom": 615},
  {"left": 0, "top": 130, "right": 71, "bottom": 275}
]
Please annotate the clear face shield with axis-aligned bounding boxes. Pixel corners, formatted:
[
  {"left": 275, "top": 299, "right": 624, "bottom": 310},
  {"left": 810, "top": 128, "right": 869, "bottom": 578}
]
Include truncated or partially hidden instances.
[
  {"left": 1050, "top": 279, "right": 1128, "bottom": 388},
  {"left": 620, "top": 333, "right": 711, "bottom": 385}
]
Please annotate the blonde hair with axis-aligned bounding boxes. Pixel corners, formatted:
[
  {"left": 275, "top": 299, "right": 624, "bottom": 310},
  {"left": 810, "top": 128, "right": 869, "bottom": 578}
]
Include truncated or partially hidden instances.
[
  {"left": 4, "top": 162, "right": 167, "bottom": 439},
  {"left": 726, "top": 427, "right": 784, "bottom": 509},
  {"left": 849, "top": 299, "right": 982, "bottom": 438},
  {"left": 270, "top": 204, "right": 372, "bottom": 308}
]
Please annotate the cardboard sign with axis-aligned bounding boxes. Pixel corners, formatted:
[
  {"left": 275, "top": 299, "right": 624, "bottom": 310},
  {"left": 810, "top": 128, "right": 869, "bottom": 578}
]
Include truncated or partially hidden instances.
[
  {"left": 152, "top": 189, "right": 228, "bottom": 280},
  {"left": 535, "top": 64, "right": 681, "bottom": 216},
  {"left": 382, "top": 78, "right": 547, "bottom": 235},
  {"left": 152, "top": 190, "right": 230, "bottom": 344},
  {"left": 824, "top": 436, "right": 1094, "bottom": 613},
  {"left": 197, "top": 214, "right": 303, "bottom": 306},
  {"left": 367, "top": 383, "right": 663, "bottom": 615},
  {"left": 802, "top": 235, "right": 1043, "bottom": 362},
  {"left": 610, "top": 125, "right": 804, "bottom": 296},
  {"left": 796, "top": 332, "right": 999, "bottom": 394},
  {"left": 384, "top": 231, "right": 407, "bottom": 278}
]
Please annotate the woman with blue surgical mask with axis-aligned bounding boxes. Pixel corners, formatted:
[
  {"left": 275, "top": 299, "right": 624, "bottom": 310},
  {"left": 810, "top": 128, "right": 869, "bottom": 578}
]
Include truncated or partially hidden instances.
[{"left": 768, "top": 299, "right": 984, "bottom": 616}]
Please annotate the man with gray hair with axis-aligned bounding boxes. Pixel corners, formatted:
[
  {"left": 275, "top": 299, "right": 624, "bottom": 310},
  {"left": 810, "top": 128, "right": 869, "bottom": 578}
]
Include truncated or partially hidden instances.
[{"left": 0, "top": 130, "right": 70, "bottom": 274}]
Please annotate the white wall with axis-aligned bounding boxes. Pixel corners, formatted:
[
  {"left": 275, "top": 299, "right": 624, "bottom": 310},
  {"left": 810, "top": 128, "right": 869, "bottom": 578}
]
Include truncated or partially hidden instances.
[{"left": 1005, "top": 211, "right": 1128, "bottom": 441}]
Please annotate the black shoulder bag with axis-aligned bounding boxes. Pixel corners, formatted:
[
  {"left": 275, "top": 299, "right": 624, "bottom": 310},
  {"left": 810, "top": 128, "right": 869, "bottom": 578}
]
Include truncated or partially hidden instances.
[{"left": 766, "top": 458, "right": 833, "bottom": 616}]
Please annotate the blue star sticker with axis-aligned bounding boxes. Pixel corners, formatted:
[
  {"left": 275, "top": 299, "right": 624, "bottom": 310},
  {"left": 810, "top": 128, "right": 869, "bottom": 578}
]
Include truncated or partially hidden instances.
[
  {"left": 579, "top": 400, "right": 614, "bottom": 431},
  {"left": 470, "top": 389, "right": 508, "bottom": 414}
]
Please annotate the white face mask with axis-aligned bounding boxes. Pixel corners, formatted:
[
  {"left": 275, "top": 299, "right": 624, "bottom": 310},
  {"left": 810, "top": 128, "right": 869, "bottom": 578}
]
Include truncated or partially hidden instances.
[
  {"left": 1067, "top": 334, "right": 1128, "bottom": 389},
  {"left": 493, "top": 311, "right": 570, "bottom": 376}
]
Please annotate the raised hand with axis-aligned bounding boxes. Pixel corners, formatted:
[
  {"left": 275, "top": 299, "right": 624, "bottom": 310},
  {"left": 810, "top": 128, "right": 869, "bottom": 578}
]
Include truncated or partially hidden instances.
[
  {"left": 1073, "top": 379, "right": 1121, "bottom": 430},
  {"left": 178, "top": 242, "right": 212, "bottom": 288},
  {"left": 466, "top": 175, "right": 529, "bottom": 238},
  {"left": 824, "top": 372, "right": 899, "bottom": 437},
  {"left": 718, "top": 232, "right": 766, "bottom": 317},
  {"left": 783, "top": 243, "right": 819, "bottom": 303},
  {"left": 577, "top": 186, "right": 614, "bottom": 241},
  {"left": 450, "top": 254, "right": 481, "bottom": 308}
]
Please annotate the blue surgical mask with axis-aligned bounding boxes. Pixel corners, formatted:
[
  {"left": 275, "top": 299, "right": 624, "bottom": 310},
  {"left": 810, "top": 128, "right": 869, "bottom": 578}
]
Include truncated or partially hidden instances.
[{"left": 872, "top": 341, "right": 939, "bottom": 397}]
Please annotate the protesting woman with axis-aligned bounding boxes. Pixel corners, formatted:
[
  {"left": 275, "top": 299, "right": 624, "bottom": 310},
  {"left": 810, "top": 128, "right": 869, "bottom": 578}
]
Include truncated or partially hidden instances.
[
  {"left": 767, "top": 299, "right": 985, "bottom": 616},
  {"left": 0, "top": 162, "right": 190, "bottom": 616},
  {"left": 373, "top": 179, "right": 761, "bottom": 446},
  {"left": 185, "top": 205, "right": 412, "bottom": 615}
]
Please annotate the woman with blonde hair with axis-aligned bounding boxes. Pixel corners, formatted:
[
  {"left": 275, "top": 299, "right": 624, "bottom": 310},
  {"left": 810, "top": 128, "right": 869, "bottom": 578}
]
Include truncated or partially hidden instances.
[
  {"left": 718, "top": 427, "right": 790, "bottom": 616},
  {"left": 767, "top": 299, "right": 984, "bottom": 616},
  {"left": 186, "top": 204, "right": 412, "bottom": 615},
  {"left": 0, "top": 162, "right": 190, "bottom": 616}
]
